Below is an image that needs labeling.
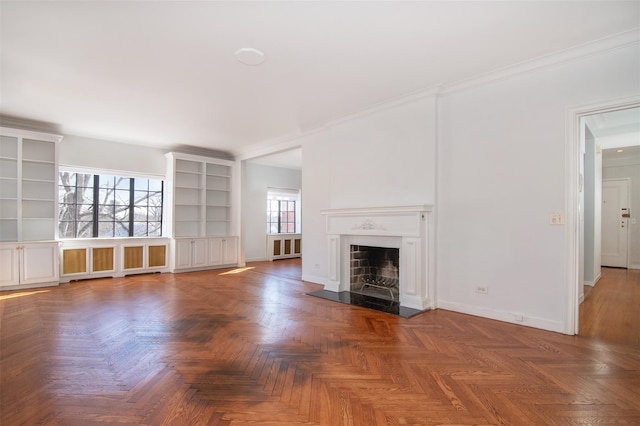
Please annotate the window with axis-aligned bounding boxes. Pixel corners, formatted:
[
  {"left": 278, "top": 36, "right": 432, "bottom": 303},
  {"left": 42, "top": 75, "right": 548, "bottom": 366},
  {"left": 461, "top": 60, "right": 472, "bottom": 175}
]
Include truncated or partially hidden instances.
[
  {"left": 58, "top": 172, "right": 163, "bottom": 238},
  {"left": 267, "top": 188, "right": 300, "bottom": 234}
]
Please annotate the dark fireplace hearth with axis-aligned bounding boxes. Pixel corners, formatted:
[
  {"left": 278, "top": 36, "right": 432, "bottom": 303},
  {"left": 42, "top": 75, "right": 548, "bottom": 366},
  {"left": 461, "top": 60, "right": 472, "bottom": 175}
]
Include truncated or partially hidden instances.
[{"left": 350, "top": 245, "right": 399, "bottom": 300}]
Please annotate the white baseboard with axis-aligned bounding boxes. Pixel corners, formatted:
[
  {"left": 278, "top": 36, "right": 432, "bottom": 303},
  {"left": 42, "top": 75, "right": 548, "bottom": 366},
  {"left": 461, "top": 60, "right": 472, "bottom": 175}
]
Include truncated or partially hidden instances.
[
  {"left": 579, "top": 293, "right": 585, "bottom": 304},
  {"left": 629, "top": 263, "right": 640, "bottom": 270},
  {"left": 437, "top": 300, "right": 565, "bottom": 334},
  {"left": 584, "top": 272, "right": 602, "bottom": 287},
  {"left": 301, "top": 274, "right": 327, "bottom": 287},
  {"left": 246, "top": 257, "right": 268, "bottom": 263}
]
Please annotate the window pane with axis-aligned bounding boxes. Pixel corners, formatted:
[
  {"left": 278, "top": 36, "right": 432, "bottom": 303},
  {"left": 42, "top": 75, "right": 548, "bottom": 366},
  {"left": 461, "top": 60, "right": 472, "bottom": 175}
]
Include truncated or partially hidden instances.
[
  {"left": 269, "top": 224, "right": 279, "bottom": 234},
  {"left": 58, "top": 221, "right": 75, "bottom": 238},
  {"left": 59, "top": 172, "right": 76, "bottom": 186},
  {"left": 114, "top": 205, "right": 129, "bottom": 221},
  {"left": 148, "top": 179, "right": 162, "bottom": 191},
  {"left": 134, "top": 191, "right": 149, "bottom": 205},
  {"left": 98, "top": 188, "right": 114, "bottom": 205},
  {"left": 134, "top": 206, "right": 148, "bottom": 221},
  {"left": 98, "top": 221, "right": 114, "bottom": 237},
  {"left": 114, "top": 222, "right": 129, "bottom": 237},
  {"left": 134, "top": 178, "right": 148, "bottom": 191},
  {"left": 133, "top": 222, "right": 148, "bottom": 236},
  {"left": 77, "top": 187, "right": 93, "bottom": 204},
  {"left": 286, "top": 223, "right": 295, "bottom": 233},
  {"left": 116, "top": 177, "right": 130, "bottom": 190},
  {"left": 98, "top": 205, "right": 115, "bottom": 220},
  {"left": 115, "top": 189, "right": 130, "bottom": 206},
  {"left": 78, "top": 221, "right": 93, "bottom": 238},
  {"left": 76, "top": 174, "right": 93, "bottom": 188},
  {"left": 148, "top": 222, "right": 162, "bottom": 236},
  {"left": 59, "top": 187, "right": 74, "bottom": 204},
  {"left": 58, "top": 204, "right": 75, "bottom": 221},
  {"left": 78, "top": 203, "right": 93, "bottom": 218},
  {"left": 148, "top": 206, "right": 162, "bottom": 222},
  {"left": 148, "top": 192, "right": 162, "bottom": 207}
]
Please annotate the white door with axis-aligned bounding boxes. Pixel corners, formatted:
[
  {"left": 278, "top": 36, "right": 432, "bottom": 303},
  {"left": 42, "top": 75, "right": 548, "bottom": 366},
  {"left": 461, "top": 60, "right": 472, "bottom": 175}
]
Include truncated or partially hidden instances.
[{"left": 601, "top": 179, "right": 629, "bottom": 268}]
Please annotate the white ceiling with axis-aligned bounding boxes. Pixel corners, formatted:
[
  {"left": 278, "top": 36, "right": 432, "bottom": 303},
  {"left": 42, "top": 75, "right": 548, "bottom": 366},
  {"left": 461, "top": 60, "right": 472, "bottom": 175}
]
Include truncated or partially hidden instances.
[
  {"left": 248, "top": 148, "right": 302, "bottom": 170},
  {"left": 1, "top": 1, "right": 639, "bottom": 157}
]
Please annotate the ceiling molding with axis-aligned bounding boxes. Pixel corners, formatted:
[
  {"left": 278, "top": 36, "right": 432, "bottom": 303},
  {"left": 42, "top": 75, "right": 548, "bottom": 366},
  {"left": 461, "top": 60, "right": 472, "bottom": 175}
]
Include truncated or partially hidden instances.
[
  {"left": 440, "top": 28, "right": 640, "bottom": 95},
  {"left": 235, "top": 28, "right": 639, "bottom": 162},
  {"left": 322, "top": 85, "right": 442, "bottom": 129}
]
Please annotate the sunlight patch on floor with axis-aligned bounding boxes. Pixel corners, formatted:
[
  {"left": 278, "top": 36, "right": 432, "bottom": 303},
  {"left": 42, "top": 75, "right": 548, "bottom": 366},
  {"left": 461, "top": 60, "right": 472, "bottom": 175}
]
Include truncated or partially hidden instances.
[
  {"left": 0, "top": 289, "right": 50, "bottom": 300},
  {"left": 219, "top": 267, "right": 255, "bottom": 275}
]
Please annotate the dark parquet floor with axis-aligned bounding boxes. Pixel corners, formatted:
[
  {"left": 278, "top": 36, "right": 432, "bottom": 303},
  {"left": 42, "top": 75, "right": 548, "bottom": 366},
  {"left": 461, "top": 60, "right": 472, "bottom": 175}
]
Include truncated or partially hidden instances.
[{"left": 1, "top": 259, "right": 639, "bottom": 425}]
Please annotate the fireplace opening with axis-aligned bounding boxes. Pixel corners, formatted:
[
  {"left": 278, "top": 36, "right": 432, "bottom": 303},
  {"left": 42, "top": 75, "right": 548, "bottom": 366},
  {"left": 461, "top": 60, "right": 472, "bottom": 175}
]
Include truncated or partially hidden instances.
[{"left": 350, "top": 245, "right": 399, "bottom": 301}]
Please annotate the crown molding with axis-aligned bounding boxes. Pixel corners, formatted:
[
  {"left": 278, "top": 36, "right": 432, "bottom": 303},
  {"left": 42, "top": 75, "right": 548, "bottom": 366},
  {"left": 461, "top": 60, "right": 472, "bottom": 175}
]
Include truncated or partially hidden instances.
[
  {"left": 440, "top": 28, "right": 640, "bottom": 95},
  {"left": 323, "top": 85, "right": 442, "bottom": 129},
  {"left": 234, "top": 28, "right": 639, "bottom": 161}
]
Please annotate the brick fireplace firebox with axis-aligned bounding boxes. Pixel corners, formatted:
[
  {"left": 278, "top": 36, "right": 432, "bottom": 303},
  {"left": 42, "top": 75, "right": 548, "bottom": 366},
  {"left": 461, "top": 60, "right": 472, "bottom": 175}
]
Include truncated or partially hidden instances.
[{"left": 321, "top": 205, "right": 434, "bottom": 311}]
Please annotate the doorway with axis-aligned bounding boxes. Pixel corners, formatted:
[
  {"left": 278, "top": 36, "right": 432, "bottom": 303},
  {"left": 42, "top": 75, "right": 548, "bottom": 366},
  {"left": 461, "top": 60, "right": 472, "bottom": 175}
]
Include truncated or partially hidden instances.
[{"left": 573, "top": 103, "right": 640, "bottom": 336}]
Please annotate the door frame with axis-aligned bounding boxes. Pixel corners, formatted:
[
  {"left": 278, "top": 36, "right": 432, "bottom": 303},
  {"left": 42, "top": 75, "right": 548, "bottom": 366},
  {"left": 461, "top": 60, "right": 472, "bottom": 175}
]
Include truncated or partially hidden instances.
[
  {"left": 601, "top": 178, "right": 631, "bottom": 268},
  {"left": 564, "top": 95, "right": 639, "bottom": 335}
]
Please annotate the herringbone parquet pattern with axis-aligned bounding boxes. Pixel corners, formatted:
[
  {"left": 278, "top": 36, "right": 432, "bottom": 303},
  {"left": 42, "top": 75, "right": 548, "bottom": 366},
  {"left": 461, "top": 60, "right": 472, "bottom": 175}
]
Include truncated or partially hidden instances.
[{"left": 1, "top": 260, "right": 639, "bottom": 425}]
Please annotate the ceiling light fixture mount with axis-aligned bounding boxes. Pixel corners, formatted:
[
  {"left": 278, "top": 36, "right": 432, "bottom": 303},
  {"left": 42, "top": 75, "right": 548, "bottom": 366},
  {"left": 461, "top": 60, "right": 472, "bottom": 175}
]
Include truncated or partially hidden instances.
[{"left": 234, "top": 48, "right": 266, "bottom": 66}]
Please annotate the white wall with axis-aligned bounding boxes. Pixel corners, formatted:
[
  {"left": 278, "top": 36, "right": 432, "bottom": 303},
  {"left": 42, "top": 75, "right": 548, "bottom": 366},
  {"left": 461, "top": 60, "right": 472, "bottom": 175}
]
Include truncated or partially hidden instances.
[
  {"left": 437, "top": 44, "right": 639, "bottom": 331},
  {"left": 59, "top": 134, "right": 166, "bottom": 177},
  {"left": 300, "top": 96, "right": 438, "bottom": 284},
  {"left": 603, "top": 156, "right": 640, "bottom": 269},
  {"left": 242, "top": 163, "right": 302, "bottom": 261}
]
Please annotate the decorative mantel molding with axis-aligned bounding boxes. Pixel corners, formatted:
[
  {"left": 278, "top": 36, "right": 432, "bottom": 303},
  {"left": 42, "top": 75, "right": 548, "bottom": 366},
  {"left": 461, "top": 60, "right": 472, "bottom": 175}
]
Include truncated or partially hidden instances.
[
  {"left": 321, "top": 205, "right": 434, "bottom": 310},
  {"left": 321, "top": 205, "right": 433, "bottom": 238}
]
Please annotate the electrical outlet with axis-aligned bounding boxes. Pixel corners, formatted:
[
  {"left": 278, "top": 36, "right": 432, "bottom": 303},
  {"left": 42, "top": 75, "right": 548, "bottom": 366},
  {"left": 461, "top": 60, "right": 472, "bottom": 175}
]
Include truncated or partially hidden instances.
[
  {"left": 549, "top": 213, "right": 564, "bottom": 225},
  {"left": 475, "top": 286, "right": 489, "bottom": 294}
]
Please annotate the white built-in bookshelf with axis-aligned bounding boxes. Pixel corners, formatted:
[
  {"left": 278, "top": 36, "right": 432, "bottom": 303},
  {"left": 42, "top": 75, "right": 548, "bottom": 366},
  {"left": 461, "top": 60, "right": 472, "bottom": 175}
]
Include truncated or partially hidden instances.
[
  {"left": 166, "top": 153, "right": 234, "bottom": 238},
  {"left": 0, "top": 129, "right": 61, "bottom": 242}
]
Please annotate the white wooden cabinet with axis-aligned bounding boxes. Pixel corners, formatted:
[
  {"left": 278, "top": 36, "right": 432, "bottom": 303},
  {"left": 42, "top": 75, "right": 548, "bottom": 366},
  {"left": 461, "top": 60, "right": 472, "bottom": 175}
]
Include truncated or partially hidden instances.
[
  {"left": 209, "top": 236, "right": 238, "bottom": 266},
  {"left": 173, "top": 238, "right": 208, "bottom": 270},
  {"left": 165, "top": 152, "right": 239, "bottom": 272},
  {"left": 0, "top": 128, "right": 61, "bottom": 243},
  {"left": 0, "top": 242, "right": 59, "bottom": 289},
  {"left": 171, "top": 236, "right": 238, "bottom": 272}
]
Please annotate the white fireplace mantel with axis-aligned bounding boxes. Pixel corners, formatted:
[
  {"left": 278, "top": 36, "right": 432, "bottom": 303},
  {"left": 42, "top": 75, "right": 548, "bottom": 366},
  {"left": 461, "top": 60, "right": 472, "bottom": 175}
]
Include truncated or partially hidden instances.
[{"left": 321, "top": 205, "right": 434, "bottom": 311}]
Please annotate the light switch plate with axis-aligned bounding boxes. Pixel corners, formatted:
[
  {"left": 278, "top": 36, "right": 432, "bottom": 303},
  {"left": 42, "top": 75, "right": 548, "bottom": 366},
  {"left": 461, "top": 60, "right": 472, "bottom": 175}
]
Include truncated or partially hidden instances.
[{"left": 549, "top": 213, "right": 564, "bottom": 225}]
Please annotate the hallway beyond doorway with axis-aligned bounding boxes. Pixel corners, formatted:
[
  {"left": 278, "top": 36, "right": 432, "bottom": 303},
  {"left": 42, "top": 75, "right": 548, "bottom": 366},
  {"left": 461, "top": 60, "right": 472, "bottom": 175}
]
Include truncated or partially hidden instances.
[{"left": 580, "top": 267, "right": 640, "bottom": 347}]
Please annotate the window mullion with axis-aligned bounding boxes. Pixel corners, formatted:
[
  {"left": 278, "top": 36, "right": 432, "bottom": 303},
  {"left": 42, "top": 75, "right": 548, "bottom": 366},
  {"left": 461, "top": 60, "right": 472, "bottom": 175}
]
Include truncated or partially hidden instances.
[
  {"left": 129, "top": 179, "right": 135, "bottom": 236},
  {"left": 92, "top": 175, "right": 99, "bottom": 237}
]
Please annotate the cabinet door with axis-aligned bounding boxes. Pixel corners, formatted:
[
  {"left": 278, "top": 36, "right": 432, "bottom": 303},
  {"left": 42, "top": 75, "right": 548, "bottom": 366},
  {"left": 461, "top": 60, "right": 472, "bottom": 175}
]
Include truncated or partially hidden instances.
[
  {"left": 209, "top": 238, "right": 222, "bottom": 265},
  {"left": 20, "top": 243, "right": 58, "bottom": 285},
  {"left": 174, "top": 239, "right": 193, "bottom": 269},
  {"left": 0, "top": 245, "right": 19, "bottom": 286},
  {"left": 192, "top": 239, "right": 208, "bottom": 267},
  {"left": 223, "top": 237, "right": 238, "bottom": 265}
]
